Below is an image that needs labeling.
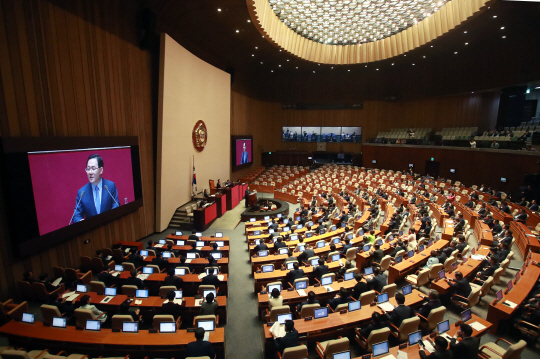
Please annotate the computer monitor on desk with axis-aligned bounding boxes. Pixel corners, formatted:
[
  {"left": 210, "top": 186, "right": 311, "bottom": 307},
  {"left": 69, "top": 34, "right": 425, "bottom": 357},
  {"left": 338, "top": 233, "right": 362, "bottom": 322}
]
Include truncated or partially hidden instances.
[
  {"left": 461, "top": 308, "right": 472, "bottom": 323},
  {"left": 437, "top": 320, "right": 450, "bottom": 334},
  {"left": 268, "top": 283, "right": 281, "bottom": 293},
  {"left": 52, "top": 317, "right": 66, "bottom": 328},
  {"left": 373, "top": 341, "right": 390, "bottom": 357},
  {"left": 159, "top": 322, "right": 176, "bottom": 333},
  {"left": 314, "top": 307, "right": 328, "bottom": 319},
  {"left": 333, "top": 351, "right": 351, "bottom": 359},
  {"left": 122, "top": 322, "right": 138, "bottom": 333},
  {"left": 295, "top": 280, "right": 308, "bottom": 290},
  {"left": 408, "top": 330, "right": 422, "bottom": 346},
  {"left": 277, "top": 313, "right": 292, "bottom": 324},
  {"left": 197, "top": 320, "right": 215, "bottom": 331}
]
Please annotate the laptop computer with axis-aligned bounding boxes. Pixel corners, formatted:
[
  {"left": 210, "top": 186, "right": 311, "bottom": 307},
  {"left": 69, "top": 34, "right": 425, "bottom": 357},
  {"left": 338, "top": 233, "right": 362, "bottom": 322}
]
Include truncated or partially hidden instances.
[
  {"left": 283, "top": 227, "right": 290, "bottom": 232},
  {"left": 203, "top": 289, "right": 217, "bottom": 298},
  {"left": 136, "top": 289, "right": 149, "bottom": 298},
  {"left": 321, "top": 276, "right": 333, "bottom": 286},
  {"left": 333, "top": 351, "right": 351, "bottom": 359},
  {"left": 344, "top": 272, "right": 354, "bottom": 281},
  {"left": 216, "top": 241, "right": 224, "bottom": 247},
  {"left": 265, "top": 216, "right": 271, "bottom": 220},
  {"left": 377, "top": 293, "right": 389, "bottom": 304},
  {"left": 277, "top": 213, "right": 282, "bottom": 218},
  {"left": 373, "top": 341, "right": 390, "bottom": 357},
  {"left": 250, "top": 218, "right": 256, "bottom": 222},
  {"left": 295, "top": 280, "right": 308, "bottom": 290},
  {"left": 277, "top": 313, "right": 292, "bottom": 324},
  {"left": 122, "top": 322, "right": 138, "bottom": 333},
  {"left": 297, "top": 245, "right": 305, "bottom": 252},
  {"left": 496, "top": 289, "right": 503, "bottom": 301},
  {"left": 159, "top": 239, "right": 166, "bottom": 245},
  {"left": 364, "top": 267, "right": 374, "bottom": 276},
  {"left": 143, "top": 267, "right": 153, "bottom": 274},
  {"left": 419, "top": 245, "right": 425, "bottom": 252},
  {"left": 408, "top": 330, "right": 422, "bottom": 346},
  {"left": 76, "top": 284, "right": 88, "bottom": 293},
  {"left": 105, "top": 287, "right": 117, "bottom": 296},
  {"left": 314, "top": 307, "right": 329, "bottom": 319},
  {"left": 262, "top": 265, "right": 274, "bottom": 273},
  {"left": 175, "top": 231, "right": 183, "bottom": 236},
  {"left": 279, "top": 248, "right": 289, "bottom": 255},
  {"left": 290, "top": 234, "right": 297, "bottom": 241},
  {"left": 21, "top": 313, "right": 34, "bottom": 324},
  {"left": 52, "top": 317, "right": 67, "bottom": 328},
  {"left": 438, "top": 320, "right": 450, "bottom": 335},
  {"left": 363, "top": 245, "right": 371, "bottom": 252},
  {"left": 438, "top": 270, "right": 445, "bottom": 280},
  {"left": 461, "top": 308, "right": 472, "bottom": 322},
  {"left": 317, "top": 241, "right": 325, "bottom": 248},
  {"left": 85, "top": 320, "right": 101, "bottom": 331},
  {"left": 286, "top": 262, "right": 295, "bottom": 270},
  {"left": 195, "top": 233, "right": 202, "bottom": 237},
  {"left": 254, "top": 231, "right": 261, "bottom": 236},
  {"left": 332, "top": 254, "right": 341, "bottom": 262},
  {"left": 306, "top": 232, "right": 313, "bottom": 238},
  {"left": 395, "top": 255, "right": 403, "bottom": 264},
  {"left": 159, "top": 322, "right": 176, "bottom": 333},
  {"left": 268, "top": 283, "right": 282, "bottom": 293},
  {"left": 197, "top": 320, "right": 215, "bottom": 331},
  {"left": 175, "top": 268, "right": 186, "bottom": 276},
  {"left": 297, "top": 224, "right": 303, "bottom": 230},
  {"left": 258, "top": 250, "right": 268, "bottom": 257},
  {"left": 402, "top": 285, "right": 412, "bottom": 295},
  {"left": 311, "top": 258, "right": 320, "bottom": 267},
  {"left": 174, "top": 290, "right": 183, "bottom": 299},
  {"left": 114, "top": 264, "right": 124, "bottom": 272},
  {"left": 333, "top": 237, "right": 341, "bottom": 244},
  {"left": 331, "top": 225, "right": 337, "bottom": 231},
  {"left": 176, "top": 240, "right": 185, "bottom": 246},
  {"left": 269, "top": 229, "right": 275, "bottom": 234},
  {"left": 212, "top": 252, "right": 222, "bottom": 259},
  {"left": 196, "top": 241, "right": 205, "bottom": 247},
  {"left": 507, "top": 279, "right": 513, "bottom": 292},
  {"left": 162, "top": 251, "right": 172, "bottom": 258},
  {"left": 408, "top": 250, "right": 414, "bottom": 258},
  {"left": 348, "top": 301, "right": 361, "bottom": 312},
  {"left": 140, "top": 250, "right": 149, "bottom": 256}
]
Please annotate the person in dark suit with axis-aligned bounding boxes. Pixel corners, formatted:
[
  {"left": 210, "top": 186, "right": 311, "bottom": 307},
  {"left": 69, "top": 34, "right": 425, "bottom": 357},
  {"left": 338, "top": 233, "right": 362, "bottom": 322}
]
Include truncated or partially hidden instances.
[
  {"left": 46, "top": 292, "right": 75, "bottom": 316},
  {"left": 391, "top": 241, "right": 407, "bottom": 258},
  {"left": 340, "top": 238, "right": 352, "bottom": 255},
  {"left": 254, "top": 239, "right": 269, "bottom": 253},
  {"left": 97, "top": 265, "right": 115, "bottom": 287},
  {"left": 298, "top": 244, "right": 315, "bottom": 264},
  {"left": 328, "top": 287, "right": 351, "bottom": 310},
  {"left": 456, "top": 236, "right": 467, "bottom": 253},
  {"left": 297, "top": 291, "right": 319, "bottom": 313},
  {"left": 271, "top": 220, "right": 280, "bottom": 232},
  {"left": 385, "top": 292, "right": 413, "bottom": 327},
  {"left": 286, "top": 263, "right": 305, "bottom": 285},
  {"left": 446, "top": 271, "right": 472, "bottom": 299},
  {"left": 201, "top": 268, "right": 220, "bottom": 287},
  {"left": 274, "top": 320, "right": 299, "bottom": 355},
  {"left": 244, "top": 186, "right": 250, "bottom": 207},
  {"left": 367, "top": 267, "right": 387, "bottom": 293},
  {"left": 151, "top": 251, "right": 168, "bottom": 271},
  {"left": 187, "top": 241, "right": 202, "bottom": 257},
  {"left": 178, "top": 255, "right": 192, "bottom": 273},
  {"left": 515, "top": 209, "right": 528, "bottom": 224},
  {"left": 23, "top": 271, "right": 35, "bottom": 283},
  {"left": 124, "top": 269, "right": 144, "bottom": 289},
  {"left": 185, "top": 328, "right": 216, "bottom": 358},
  {"left": 161, "top": 290, "right": 182, "bottom": 318},
  {"left": 449, "top": 323, "right": 479, "bottom": 359},
  {"left": 38, "top": 273, "right": 57, "bottom": 292},
  {"left": 209, "top": 243, "right": 221, "bottom": 258},
  {"left": 530, "top": 200, "right": 539, "bottom": 211},
  {"left": 454, "top": 214, "right": 465, "bottom": 233},
  {"left": 419, "top": 336, "right": 452, "bottom": 359},
  {"left": 313, "top": 258, "right": 329, "bottom": 280},
  {"left": 72, "top": 154, "right": 119, "bottom": 223},
  {"left": 274, "top": 237, "right": 286, "bottom": 251},
  {"left": 499, "top": 202, "right": 511, "bottom": 214},
  {"left": 351, "top": 273, "right": 368, "bottom": 300},
  {"left": 476, "top": 257, "right": 498, "bottom": 280},
  {"left": 95, "top": 250, "right": 113, "bottom": 265},
  {"left": 416, "top": 290, "right": 442, "bottom": 318},
  {"left": 358, "top": 311, "right": 388, "bottom": 338},
  {"left": 495, "top": 243, "right": 510, "bottom": 263},
  {"left": 491, "top": 220, "right": 503, "bottom": 236},
  {"left": 164, "top": 267, "right": 183, "bottom": 288},
  {"left": 371, "top": 243, "right": 385, "bottom": 265}
]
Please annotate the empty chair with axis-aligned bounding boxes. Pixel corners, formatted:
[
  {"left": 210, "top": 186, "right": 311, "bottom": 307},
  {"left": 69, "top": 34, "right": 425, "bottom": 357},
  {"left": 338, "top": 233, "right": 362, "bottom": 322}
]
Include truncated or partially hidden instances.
[
  {"left": 471, "top": 276, "right": 494, "bottom": 304},
  {"left": 52, "top": 267, "right": 65, "bottom": 280},
  {"left": 390, "top": 316, "right": 421, "bottom": 342},
  {"left": 266, "top": 305, "right": 291, "bottom": 323},
  {"left": 121, "top": 285, "right": 138, "bottom": 296},
  {"left": 153, "top": 314, "right": 181, "bottom": 330},
  {"left": 79, "top": 256, "right": 92, "bottom": 273},
  {"left": 1, "top": 300, "right": 28, "bottom": 322},
  {"left": 315, "top": 337, "right": 349, "bottom": 359},
  {"left": 380, "top": 284, "right": 397, "bottom": 297},
  {"left": 444, "top": 257, "right": 455, "bottom": 272},
  {"left": 17, "top": 281, "right": 34, "bottom": 301},
  {"left": 122, "top": 262, "right": 136, "bottom": 272},
  {"left": 91, "top": 257, "right": 105, "bottom": 274},
  {"left": 479, "top": 338, "right": 526, "bottom": 359},
  {"left": 345, "top": 247, "right": 357, "bottom": 261},
  {"left": 355, "top": 327, "right": 391, "bottom": 352},
  {"left": 299, "top": 303, "right": 320, "bottom": 319},
  {"left": 451, "top": 287, "right": 481, "bottom": 309},
  {"left": 2, "top": 350, "right": 50, "bottom": 359},
  {"left": 405, "top": 268, "right": 430, "bottom": 288},
  {"left": 279, "top": 345, "right": 308, "bottom": 359},
  {"left": 428, "top": 264, "right": 444, "bottom": 280},
  {"left": 31, "top": 282, "right": 65, "bottom": 302},
  {"left": 377, "top": 255, "right": 392, "bottom": 272},
  {"left": 89, "top": 281, "right": 106, "bottom": 295},
  {"left": 359, "top": 290, "right": 377, "bottom": 306},
  {"left": 499, "top": 259, "right": 510, "bottom": 276},
  {"left": 417, "top": 306, "right": 446, "bottom": 331},
  {"left": 111, "top": 314, "right": 134, "bottom": 330},
  {"left": 40, "top": 304, "right": 62, "bottom": 326}
]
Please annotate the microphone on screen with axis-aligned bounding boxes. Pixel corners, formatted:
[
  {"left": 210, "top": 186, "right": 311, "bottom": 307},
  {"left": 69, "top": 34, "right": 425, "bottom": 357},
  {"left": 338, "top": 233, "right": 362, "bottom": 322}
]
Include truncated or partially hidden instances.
[
  {"left": 104, "top": 184, "right": 120, "bottom": 207},
  {"left": 69, "top": 190, "right": 85, "bottom": 225}
]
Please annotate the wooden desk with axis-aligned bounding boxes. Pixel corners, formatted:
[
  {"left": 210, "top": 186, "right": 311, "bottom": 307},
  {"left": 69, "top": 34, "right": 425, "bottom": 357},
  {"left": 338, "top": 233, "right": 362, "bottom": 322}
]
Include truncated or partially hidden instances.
[
  {"left": 486, "top": 252, "right": 540, "bottom": 334},
  {"left": 143, "top": 256, "right": 229, "bottom": 274},
  {"left": 165, "top": 234, "right": 230, "bottom": 243},
  {"left": 430, "top": 203, "right": 449, "bottom": 228},
  {"left": 379, "top": 205, "right": 395, "bottom": 235},
  {"left": 193, "top": 202, "right": 218, "bottom": 232},
  {"left": 0, "top": 321, "right": 225, "bottom": 358},
  {"left": 454, "top": 201, "right": 478, "bottom": 229},
  {"left": 474, "top": 220, "right": 493, "bottom": 246},
  {"left": 440, "top": 219, "right": 455, "bottom": 240},
  {"left": 351, "top": 314, "right": 492, "bottom": 359},
  {"left": 153, "top": 244, "right": 230, "bottom": 258},
  {"left": 207, "top": 192, "right": 227, "bottom": 217},
  {"left": 388, "top": 240, "right": 449, "bottom": 283},
  {"left": 115, "top": 241, "right": 143, "bottom": 251},
  {"left": 430, "top": 246, "right": 490, "bottom": 294},
  {"left": 510, "top": 221, "right": 540, "bottom": 259}
]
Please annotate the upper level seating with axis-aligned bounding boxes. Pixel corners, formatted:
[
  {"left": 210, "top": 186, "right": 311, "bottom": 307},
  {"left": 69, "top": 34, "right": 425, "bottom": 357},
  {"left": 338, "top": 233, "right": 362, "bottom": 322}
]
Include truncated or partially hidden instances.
[
  {"left": 376, "top": 128, "right": 431, "bottom": 140},
  {"left": 436, "top": 127, "right": 478, "bottom": 140}
]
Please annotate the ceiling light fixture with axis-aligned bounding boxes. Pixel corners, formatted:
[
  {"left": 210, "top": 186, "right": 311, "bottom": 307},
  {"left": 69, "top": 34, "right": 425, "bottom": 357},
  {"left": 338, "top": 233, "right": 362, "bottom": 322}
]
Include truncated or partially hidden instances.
[
  {"left": 267, "top": 0, "right": 451, "bottom": 45},
  {"left": 217, "top": 8, "right": 221, "bottom": 12},
  {"left": 236, "top": 30, "right": 240, "bottom": 33}
]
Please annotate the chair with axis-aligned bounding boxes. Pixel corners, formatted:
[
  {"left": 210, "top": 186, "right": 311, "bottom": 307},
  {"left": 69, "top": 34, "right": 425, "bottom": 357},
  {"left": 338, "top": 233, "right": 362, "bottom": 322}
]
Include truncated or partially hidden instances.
[
  {"left": 74, "top": 308, "right": 105, "bottom": 328},
  {"left": 315, "top": 337, "right": 349, "bottom": 359},
  {"left": 194, "top": 314, "right": 216, "bottom": 329},
  {"left": 159, "top": 286, "right": 177, "bottom": 298},
  {"left": 405, "top": 268, "right": 430, "bottom": 287},
  {"left": 451, "top": 287, "right": 481, "bottom": 309},
  {"left": 121, "top": 285, "right": 138, "bottom": 296},
  {"left": 444, "top": 257, "right": 455, "bottom": 272},
  {"left": 1, "top": 350, "right": 50, "bottom": 359},
  {"left": 147, "top": 264, "right": 161, "bottom": 273},
  {"left": 91, "top": 257, "right": 105, "bottom": 274},
  {"left": 345, "top": 247, "right": 357, "bottom": 261},
  {"left": 154, "top": 314, "right": 181, "bottom": 330},
  {"left": 111, "top": 314, "right": 134, "bottom": 330},
  {"left": 79, "top": 256, "right": 92, "bottom": 273},
  {"left": 65, "top": 268, "right": 81, "bottom": 283},
  {"left": 31, "top": 283, "right": 65, "bottom": 302},
  {"left": 428, "top": 264, "right": 444, "bottom": 280},
  {"left": 491, "top": 268, "right": 504, "bottom": 286},
  {"left": 17, "top": 281, "right": 34, "bottom": 301},
  {"left": 52, "top": 267, "right": 65, "bottom": 280},
  {"left": 515, "top": 318, "right": 540, "bottom": 347},
  {"left": 89, "top": 281, "right": 106, "bottom": 295},
  {"left": 265, "top": 281, "right": 283, "bottom": 292},
  {"left": 40, "top": 304, "right": 63, "bottom": 326},
  {"left": 299, "top": 303, "right": 320, "bottom": 319},
  {"left": 479, "top": 338, "right": 526, "bottom": 359},
  {"left": 279, "top": 345, "right": 308, "bottom": 359},
  {"left": 417, "top": 306, "right": 446, "bottom": 331},
  {"left": 198, "top": 285, "right": 216, "bottom": 296},
  {"left": 266, "top": 305, "right": 291, "bottom": 323},
  {"left": 499, "top": 259, "right": 510, "bottom": 276},
  {"left": 378, "top": 255, "right": 392, "bottom": 272},
  {"left": 355, "top": 327, "right": 391, "bottom": 352},
  {"left": 471, "top": 276, "right": 494, "bottom": 304},
  {"left": 389, "top": 316, "right": 421, "bottom": 342},
  {"left": 379, "top": 284, "right": 397, "bottom": 297},
  {"left": 122, "top": 262, "right": 136, "bottom": 272},
  {"left": 112, "top": 248, "right": 126, "bottom": 264},
  {"left": 359, "top": 290, "right": 377, "bottom": 306}
]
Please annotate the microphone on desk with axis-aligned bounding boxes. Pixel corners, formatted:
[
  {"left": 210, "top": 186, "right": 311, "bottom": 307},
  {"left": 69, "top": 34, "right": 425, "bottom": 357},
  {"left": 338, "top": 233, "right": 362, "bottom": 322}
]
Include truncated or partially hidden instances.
[
  {"left": 69, "top": 190, "right": 85, "bottom": 225},
  {"left": 104, "top": 185, "right": 120, "bottom": 207}
]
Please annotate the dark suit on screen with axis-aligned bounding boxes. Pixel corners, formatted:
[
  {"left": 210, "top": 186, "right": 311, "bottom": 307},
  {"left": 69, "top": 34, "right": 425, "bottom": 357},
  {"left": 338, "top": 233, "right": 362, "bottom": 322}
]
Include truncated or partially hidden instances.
[
  {"left": 240, "top": 150, "right": 249, "bottom": 164},
  {"left": 72, "top": 178, "right": 119, "bottom": 223}
]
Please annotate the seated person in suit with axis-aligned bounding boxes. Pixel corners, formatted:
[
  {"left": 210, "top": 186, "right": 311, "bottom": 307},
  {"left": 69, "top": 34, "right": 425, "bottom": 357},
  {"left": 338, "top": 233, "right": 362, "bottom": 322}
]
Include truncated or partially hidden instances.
[
  {"left": 187, "top": 242, "right": 202, "bottom": 258},
  {"left": 178, "top": 255, "right": 192, "bottom": 273},
  {"left": 118, "top": 300, "right": 141, "bottom": 323},
  {"left": 352, "top": 273, "right": 368, "bottom": 300},
  {"left": 436, "top": 249, "right": 447, "bottom": 264},
  {"left": 201, "top": 268, "right": 221, "bottom": 287},
  {"left": 443, "top": 241, "right": 458, "bottom": 258},
  {"left": 151, "top": 251, "right": 169, "bottom": 271},
  {"left": 385, "top": 292, "right": 413, "bottom": 327},
  {"left": 164, "top": 267, "right": 183, "bottom": 288},
  {"left": 371, "top": 243, "right": 385, "bottom": 266},
  {"left": 476, "top": 256, "right": 498, "bottom": 280},
  {"left": 286, "top": 263, "right": 305, "bottom": 285},
  {"left": 97, "top": 265, "right": 116, "bottom": 287},
  {"left": 166, "top": 243, "right": 180, "bottom": 258},
  {"left": 186, "top": 328, "right": 216, "bottom": 359},
  {"left": 283, "top": 250, "right": 297, "bottom": 264},
  {"left": 161, "top": 290, "right": 182, "bottom": 318},
  {"left": 328, "top": 287, "right": 352, "bottom": 310},
  {"left": 125, "top": 269, "right": 144, "bottom": 289},
  {"left": 340, "top": 238, "right": 353, "bottom": 255},
  {"left": 456, "top": 236, "right": 467, "bottom": 253},
  {"left": 338, "top": 260, "right": 354, "bottom": 278},
  {"left": 23, "top": 271, "right": 35, "bottom": 283},
  {"left": 95, "top": 249, "right": 113, "bottom": 265},
  {"left": 358, "top": 311, "right": 388, "bottom": 339},
  {"left": 274, "top": 237, "right": 286, "bottom": 250},
  {"left": 209, "top": 243, "right": 221, "bottom": 258},
  {"left": 38, "top": 273, "right": 57, "bottom": 292},
  {"left": 530, "top": 200, "right": 539, "bottom": 212},
  {"left": 419, "top": 336, "right": 451, "bottom": 359},
  {"left": 273, "top": 320, "right": 299, "bottom": 355},
  {"left": 46, "top": 292, "right": 75, "bottom": 316},
  {"left": 79, "top": 294, "right": 107, "bottom": 323},
  {"left": 200, "top": 291, "right": 219, "bottom": 315},
  {"left": 415, "top": 290, "right": 442, "bottom": 319},
  {"left": 449, "top": 323, "right": 479, "bottom": 359},
  {"left": 495, "top": 243, "right": 511, "bottom": 263},
  {"left": 446, "top": 271, "right": 472, "bottom": 299},
  {"left": 423, "top": 251, "right": 440, "bottom": 269},
  {"left": 313, "top": 258, "right": 329, "bottom": 280},
  {"left": 297, "top": 291, "right": 319, "bottom": 313},
  {"left": 367, "top": 267, "right": 387, "bottom": 293},
  {"left": 298, "top": 244, "right": 315, "bottom": 264},
  {"left": 268, "top": 288, "right": 283, "bottom": 310},
  {"left": 127, "top": 248, "right": 143, "bottom": 268},
  {"left": 454, "top": 214, "right": 465, "bottom": 232},
  {"left": 391, "top": 240, "right": 407, "bottom": 258}
]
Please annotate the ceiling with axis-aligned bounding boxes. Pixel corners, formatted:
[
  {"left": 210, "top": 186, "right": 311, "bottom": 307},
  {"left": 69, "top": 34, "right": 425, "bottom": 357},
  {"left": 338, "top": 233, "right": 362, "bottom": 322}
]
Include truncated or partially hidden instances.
[{"left": 149, "top": 0, "right": 540, "bottom": 103}]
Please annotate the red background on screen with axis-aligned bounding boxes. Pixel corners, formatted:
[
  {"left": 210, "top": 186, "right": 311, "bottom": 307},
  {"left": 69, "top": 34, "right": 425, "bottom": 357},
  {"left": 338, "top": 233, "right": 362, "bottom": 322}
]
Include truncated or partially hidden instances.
[
  {"left": 28, "top": 148, "right": 135, "bottom": 236},
  {"left": 235, "top": 139, "right": 252, "bottom": 166}
]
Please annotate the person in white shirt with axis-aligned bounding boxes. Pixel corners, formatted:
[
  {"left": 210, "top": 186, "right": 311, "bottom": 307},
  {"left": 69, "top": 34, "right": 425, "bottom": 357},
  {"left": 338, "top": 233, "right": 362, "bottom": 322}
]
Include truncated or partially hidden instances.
[
  {"left": 79, "top": 295, "right": 107, "bottom": 322},
  {"left": 407, "top": 228, "right": 418, "bottom": 252},
  {"left": 268, "top": 288, "right": 283, "bottom": 310},
  {"left": 470, "top": 139, "right": 476, "bottom": 148}
]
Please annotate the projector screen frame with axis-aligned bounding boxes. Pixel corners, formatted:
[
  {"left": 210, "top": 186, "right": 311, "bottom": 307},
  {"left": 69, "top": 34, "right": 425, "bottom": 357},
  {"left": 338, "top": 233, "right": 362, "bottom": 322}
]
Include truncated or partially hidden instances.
[{"left": 0, "top": 136, "right": 144, "bottom": 259}]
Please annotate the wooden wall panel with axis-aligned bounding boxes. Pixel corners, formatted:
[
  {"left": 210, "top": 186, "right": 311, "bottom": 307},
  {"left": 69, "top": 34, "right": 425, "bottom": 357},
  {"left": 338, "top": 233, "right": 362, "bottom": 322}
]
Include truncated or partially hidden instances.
[{"left": 0, "top": 0, "right": 154, "bottom": 298}]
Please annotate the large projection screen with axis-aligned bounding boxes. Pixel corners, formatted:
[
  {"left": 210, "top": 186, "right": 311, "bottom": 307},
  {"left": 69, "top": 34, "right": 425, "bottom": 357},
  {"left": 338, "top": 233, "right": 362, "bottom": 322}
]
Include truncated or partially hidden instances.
[{"left": 157, "top": 34, "right": 231, "bottom": 231}]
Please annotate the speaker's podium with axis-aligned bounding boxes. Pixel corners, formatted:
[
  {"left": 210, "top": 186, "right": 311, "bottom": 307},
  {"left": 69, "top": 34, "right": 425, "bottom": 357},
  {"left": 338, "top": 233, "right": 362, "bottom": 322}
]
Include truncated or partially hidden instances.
[
  {"left": 248, "top": 192, "right": 257, "bottom": 207},
  {"left": 193, "top": 202, "right": 217, "bottom": 231}
]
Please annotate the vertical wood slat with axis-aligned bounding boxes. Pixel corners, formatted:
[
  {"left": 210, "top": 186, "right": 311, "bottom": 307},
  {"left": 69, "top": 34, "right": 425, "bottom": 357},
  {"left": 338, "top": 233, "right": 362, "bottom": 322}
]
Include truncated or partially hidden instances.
[{"left": 0, "top": 0, "right": 155, "bottom": 298}]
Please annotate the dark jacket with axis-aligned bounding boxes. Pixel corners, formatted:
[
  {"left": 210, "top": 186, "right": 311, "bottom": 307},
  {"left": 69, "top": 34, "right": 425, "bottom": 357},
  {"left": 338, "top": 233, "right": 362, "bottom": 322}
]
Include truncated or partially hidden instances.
[
  {"left": 164, "top": 275, "right": 184, "bottom": 289},
  {"left": 313, "top": 265, "right": 329, "bottom": 280},
  {"left": 417, "top": 299, "right": 442, "bottom": 318},
  {"left": 419, "top": 349, "right": 453, "bottom": 359},
  {"left": 286, "top": 269, "right": 305, "bottom": 284},
  {"left": 352, "top": 281, "right": 369, "bottom": 300},
  {"left": 450, "top": 336, "right": 479, "bottom": 359},
  {"left": 449, "top": 278, "right": 472, "bottom": 298},
  {"left": 97, "top": 271, "right": 115, "bottom": 287},
  {"left": 387, "top": 304, "right": 413, "bottom": 327},
  {"left": 185, "top": 339, "right": 216, "bottom": 358},
  {"left": 372, "top": 249, "right": 385, "bottom": 264},
  {"left": 124, "top": 276, "right": 144, "bottom": 290},
  {"left": 367, "top": 274, "right": 387, "bottom": 293},
  {"left": 201, "top": 274, "right": 220, "bottom": 287},
  {"left": 275, "top": 329, "right": 299, "bottom": 354},
  {"left": 161, "top": 302, "right": 182, "bottom": 318}
]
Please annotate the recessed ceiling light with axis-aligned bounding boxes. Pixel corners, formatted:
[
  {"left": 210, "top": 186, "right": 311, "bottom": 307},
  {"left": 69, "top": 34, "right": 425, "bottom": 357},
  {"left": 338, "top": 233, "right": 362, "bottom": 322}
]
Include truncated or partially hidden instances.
[
  {"left": 454, "top": 51, "right": 458, "bottom": 54},
  {"left": 404, "top": 54, "right": 407, "bottom": 57},
  {"left": 493, "top": 15, "right": 497, "bottom": 18},
  {"left": 365, "top": 65, "right": 368, "bottom": 67},
  {"left": 348, "top": 69, "right": 350, "bottom": 72},
  {"left": 217, "top": 8, "right": 221, "bottom": 12},
  {"left": 279, "top": 50, "right": 282, "bottom": 52},
  {"left": 252, "top": 54, "right": 254, "bottom": 56},
  {"left": 313, "top": 71, "right": 316, "bottom": 73},
  {"left": 296, "top": 67, "right": 298, "bottom": 69},
  {"left": 423, "top": 56, "right": 426, "bottom": 58},
  {"left": 502, "top": 36, "right": 506, "bottom": 38},
  {"left": 431, "top": 45, "right": 434, "bottom": 48},
  {"left": 255, "top": 47, "right": 258, "bottom": 49},
  {"left": 279, "top": 65, "right": 281, "bottom": 67},
  {"left": 247, "top": 20, "right": 251, "bottom": 23},
  {"left": 331, "top": 67, "right": 333, "bottom": 69},
  {"left": 500, "top": 27, "right": 505, "bottom": 30},
  {"left": 391, "top": 63, "right": 394, "bottom": 66},
  {"left": 465, "top": 42, "right": 468, "bottom": 45},
  {"left": 464, "top": 31, "right": 467, "bottom": 34},
  {"left": 287, "top": 59, "right": 289, "bottom": 61},
  {"left": 236, "top": 30, "right": 239, "bottom": 33},
  {"left": 412, "top": 63, "right": 415, "bottom": 66},
  {"left": 471, "top": 92, "right": 474, "bottom": 94},
  {"left": 271, "top": 70, "right": 273, "bottom": 72},
  {"left": 318, "top": 64, "right": 321, "bottom": 66},
  {"left": 376, "top": 68, "right": 379, "bottom": 71},
  {"left": 260, "top": 62, "right": 263, "bottom": 64}
]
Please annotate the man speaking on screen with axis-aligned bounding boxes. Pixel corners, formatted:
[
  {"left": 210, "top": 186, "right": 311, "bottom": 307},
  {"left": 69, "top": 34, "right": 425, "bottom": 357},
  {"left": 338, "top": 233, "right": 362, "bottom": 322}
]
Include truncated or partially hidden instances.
[
  {"left": 71, "top": 154, "right": 119, "bottom": 224},
  {"left": 240, "top": 142, "right": 249, "bottom": 164}
]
